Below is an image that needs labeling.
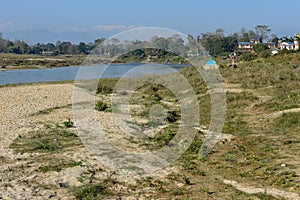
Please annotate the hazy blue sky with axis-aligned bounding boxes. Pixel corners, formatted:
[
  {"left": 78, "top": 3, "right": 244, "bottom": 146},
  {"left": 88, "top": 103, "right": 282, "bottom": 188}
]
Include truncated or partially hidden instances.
[{"left": 0, "top": 0, "right": 299, "bottom": 42}]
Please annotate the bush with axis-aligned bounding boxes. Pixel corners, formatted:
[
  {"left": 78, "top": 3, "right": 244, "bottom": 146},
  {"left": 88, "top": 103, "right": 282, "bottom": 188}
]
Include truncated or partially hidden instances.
[
  {"left": 253, "top": 43, "right": 269, "bottom": 53},
  {"left": 239, "top": 53, "right": 256, "bottom": 61},
  {"left": 166, "top": 110, "right": 180, "bottom": 123},
  {"left": 63, "top": 119, "right": 74, "bottom": 128},
  {"left": 96, "top": 85, "right": 113, "bottom": 94},
  {"left": 95, "top": 101, "right": 109, "bottom": 111},
  {"left": 259, "top": 50, "right": 271, "bottom": 58}
]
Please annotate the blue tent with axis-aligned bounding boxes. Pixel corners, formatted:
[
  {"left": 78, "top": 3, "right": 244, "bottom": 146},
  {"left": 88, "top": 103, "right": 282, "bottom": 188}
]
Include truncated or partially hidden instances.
[{"left": 205, "top": 59, "right": 217, "bottom": 65}]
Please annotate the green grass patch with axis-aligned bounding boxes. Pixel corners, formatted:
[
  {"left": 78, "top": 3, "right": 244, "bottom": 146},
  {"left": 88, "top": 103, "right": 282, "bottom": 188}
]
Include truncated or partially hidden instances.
[
  {"left": 222, "top": 118, "right": 253, "bottom": 135},
  {"left": 220, "top": 53, "right": 300, "bottom": 89},
  {"left": 95, "top": 100, "right": 109, "bottom": 112},
  {"left": 63, "top": 118, "right": 74, "bottom": 128},
  {"left": 9, "top": 124, "right": 81, "bottom": 153},
  {"left": 271, "top": 112, "right": 300, "bottom": 134},
  {"left": 262, "top": 83, "right": 300, "bottom": 111},
  {"left": 71, "top": 184, "right": 109, "bottom": 200},
  {"left": 39, "top": 160, "right": 82, "bottom": 172}
]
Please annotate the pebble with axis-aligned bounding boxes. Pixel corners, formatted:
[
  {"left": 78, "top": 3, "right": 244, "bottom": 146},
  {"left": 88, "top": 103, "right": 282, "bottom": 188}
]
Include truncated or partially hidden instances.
[{"left": 0, "top": 83, "right": 75, "bottom": 199}]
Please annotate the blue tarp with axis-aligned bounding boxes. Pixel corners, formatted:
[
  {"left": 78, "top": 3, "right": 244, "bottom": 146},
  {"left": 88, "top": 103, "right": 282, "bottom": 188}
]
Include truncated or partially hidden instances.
[{"left": 205, "top": 59, "right": 217, "bottom": 65}]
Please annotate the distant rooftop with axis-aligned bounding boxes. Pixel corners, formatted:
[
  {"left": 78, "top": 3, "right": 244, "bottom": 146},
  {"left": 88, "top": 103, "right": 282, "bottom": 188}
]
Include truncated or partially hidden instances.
[
  {"left": 238, "top": 41, "right": 276, "bottom": 45},
  {"left": 238, "top": 42, "right": 250, "bottom": 45},
  {"left": 205, "top": 59, "right": 217, "bottom": 65},
  {"left": 284, "top": 41, "right": 295, "bottom": 45},
  {"left": 265, "top": 42, "right": 276, "bottom": 45}
]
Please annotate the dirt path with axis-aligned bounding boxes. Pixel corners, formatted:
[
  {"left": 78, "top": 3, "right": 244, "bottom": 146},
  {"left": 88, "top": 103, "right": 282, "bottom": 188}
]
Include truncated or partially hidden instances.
[
  {"left": 224, "top": 179, "right": 300, "bottom": 200},
  {"left": 264, "top": 108, "right": 300, "bottom": 118},
  {"left": 225, "top": 83, "right": 300, "bottom": 120}
]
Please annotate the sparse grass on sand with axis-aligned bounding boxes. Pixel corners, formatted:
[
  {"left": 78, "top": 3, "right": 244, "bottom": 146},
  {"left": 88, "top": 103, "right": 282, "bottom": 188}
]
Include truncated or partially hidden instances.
[{"left": 2, "top": 52, "right": 300, "bottom": 199}]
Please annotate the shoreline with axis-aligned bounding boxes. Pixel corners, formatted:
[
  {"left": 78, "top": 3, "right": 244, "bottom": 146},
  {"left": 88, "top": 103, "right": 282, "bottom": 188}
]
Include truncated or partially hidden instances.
[{"left": 0, "top": 53, "right": 188, "bottom": 71}]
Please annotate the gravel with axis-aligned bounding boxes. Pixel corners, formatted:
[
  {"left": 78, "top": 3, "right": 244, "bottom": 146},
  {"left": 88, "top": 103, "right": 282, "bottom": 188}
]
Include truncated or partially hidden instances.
[{"left": 0, "top": 83, "right": 74, "bottom": 124}]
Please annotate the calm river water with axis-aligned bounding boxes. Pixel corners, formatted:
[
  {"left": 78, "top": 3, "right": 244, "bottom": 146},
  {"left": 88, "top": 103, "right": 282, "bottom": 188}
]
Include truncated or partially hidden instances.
[{"left": 0, "top": 63, "right": 189, "bottom": 86}]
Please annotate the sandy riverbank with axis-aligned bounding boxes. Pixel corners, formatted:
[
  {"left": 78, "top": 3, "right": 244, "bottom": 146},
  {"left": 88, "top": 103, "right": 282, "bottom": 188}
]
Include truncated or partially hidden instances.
[
  {"left": 0, "top": 82, "right": 174, "bottom": 199},
  {"left": 0, "top": 83, "right": 78, "bottom": 199},
  {"left": 1, "top": 81, "right": 299, "bottom": 199}
]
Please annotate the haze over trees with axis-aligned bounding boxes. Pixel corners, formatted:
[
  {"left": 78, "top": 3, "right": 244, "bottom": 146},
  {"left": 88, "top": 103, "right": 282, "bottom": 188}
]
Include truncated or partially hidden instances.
[{"left": 0, "top": 25, "right": 293, "bottom": 57}]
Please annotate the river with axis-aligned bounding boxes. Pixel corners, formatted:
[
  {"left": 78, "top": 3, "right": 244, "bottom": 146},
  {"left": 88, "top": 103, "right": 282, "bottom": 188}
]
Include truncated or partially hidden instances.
[{"left": 0, "top": 63, "right": 190, "bottom": 86}]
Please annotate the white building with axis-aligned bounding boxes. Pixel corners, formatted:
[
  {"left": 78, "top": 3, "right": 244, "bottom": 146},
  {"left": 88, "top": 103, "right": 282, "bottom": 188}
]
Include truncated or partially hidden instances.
[
  {"left": 294, "top": 34, "right": 300, "bottom": 50},
  {"left": 279, "top": 42, "right": 296, "bottom": 50}
]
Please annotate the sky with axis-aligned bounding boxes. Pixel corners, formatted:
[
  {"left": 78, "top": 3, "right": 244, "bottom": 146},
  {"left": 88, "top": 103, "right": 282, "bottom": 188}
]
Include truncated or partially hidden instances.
[{"left": 0, "top": 0, "right": 300, "bottom": 43}]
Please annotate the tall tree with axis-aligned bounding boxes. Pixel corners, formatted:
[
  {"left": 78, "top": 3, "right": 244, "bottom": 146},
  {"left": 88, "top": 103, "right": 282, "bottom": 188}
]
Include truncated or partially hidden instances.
[
  {"left": 239, "top": 28, "right": 246, "bottom": 37},
  {"left": 270, "top": 34, "right": 279, "bottom": 44},
  {"left": 239, "top": 28, "right": 250, "bottom": 41},
  {"left": 0, "top": 33, "right": 8, "bottom": 53},
  {"left": 215, "top": 28, "right": 225, "bottom": 37},
  {"left": 255, "top": 25, "right": 271, "bottom": 42},
  {"left": 199, "top": 32, "right": 237, "bottom": 56},
  {"left": 151, "top": 36, "right": 169, "bottom": 50},
  {"left": 248, "top": 30, "right": 256, "bottom": 41},
  {"left": 167, "top": 34, "right": 185, "bottom": 55},
  {"left": 77, "top": 42, "right": 88, "bottom": 54}
]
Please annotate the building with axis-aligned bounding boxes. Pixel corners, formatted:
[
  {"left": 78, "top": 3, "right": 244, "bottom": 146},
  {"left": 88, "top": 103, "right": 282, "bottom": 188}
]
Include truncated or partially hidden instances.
[
  {"left": 278, "top": 34, "right": 300, "bottom": 51},
  {"left": 237, "top": 41, "right": 275, "bottom": 53},
  {"left": 42, "top": 51, "right": 55, "bottom": 56},
  {"left": 236, "top": 36, "right": 272, "bottom": 53},
  {"left": 237, "top": 34, "right": 300, "bottom": 53},
  {"left": 237, "top": 42, "right": 253, "bottom": 53},
  {"left": 264, "top": 42, "right": 276, "bottom": 49},
  {"left": 279, "top": 42, "right": 296, "bottom": 50},
  {"left": 294, "top": 34, "right": 300, "bottom": 50}
]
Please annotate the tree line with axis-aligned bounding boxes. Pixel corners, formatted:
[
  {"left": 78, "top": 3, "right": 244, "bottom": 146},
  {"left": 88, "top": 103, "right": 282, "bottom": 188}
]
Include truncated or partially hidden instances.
[
  {"left": 0, "top": 32, "right": 96, "bottom": 55},
  {"left": 0, "top": 25, "right": 285, "bottom": 57}
]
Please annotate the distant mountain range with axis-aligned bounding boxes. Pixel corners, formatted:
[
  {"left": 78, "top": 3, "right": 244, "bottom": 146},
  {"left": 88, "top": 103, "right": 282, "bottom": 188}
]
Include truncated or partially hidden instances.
[{"left": 2, "top": 28, "right": 120, "bottom": 44}]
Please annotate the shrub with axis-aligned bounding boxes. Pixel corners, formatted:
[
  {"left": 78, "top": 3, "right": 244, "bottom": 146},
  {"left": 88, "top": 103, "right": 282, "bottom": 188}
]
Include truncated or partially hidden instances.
[
  {"left": 239, "top": 53, "right": 256, "bottom": 61},
  {"left": 63, "top": 119, "right": 74, "bottom": 128},
  {"left": 96, "top": 85, "right": 113, "bottom": 94},
  {"left": 166, "top": 110, "right": 180, "bottom": 123},
  {"left": 253, "top": 43, "right": 269, "bottom": 53},
  {"left": 259, "top": 49, "right": 271, "bottom": 58},
  {"left": 95, "top": 100, "right": 109, "bottom": 111}
]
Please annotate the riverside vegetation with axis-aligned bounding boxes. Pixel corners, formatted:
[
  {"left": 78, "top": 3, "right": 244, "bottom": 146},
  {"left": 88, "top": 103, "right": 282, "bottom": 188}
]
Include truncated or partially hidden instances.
[{"left": 2, "top": 51, "right": 300, "bottom": 199}]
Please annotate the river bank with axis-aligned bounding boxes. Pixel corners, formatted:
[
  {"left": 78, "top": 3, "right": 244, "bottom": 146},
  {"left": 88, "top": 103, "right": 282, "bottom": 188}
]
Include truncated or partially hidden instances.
[
  {"left": 0, "top": 53, "right": 188, "bottom": 71},
  {"left": 0, "top": 53, "right": 127, "bottom": 70},
  {"left": 0, "top": 82, "right": 179, "bottom": 199},
  {"left": 1, "top": 54, "right": 300, "bottom": 199}
]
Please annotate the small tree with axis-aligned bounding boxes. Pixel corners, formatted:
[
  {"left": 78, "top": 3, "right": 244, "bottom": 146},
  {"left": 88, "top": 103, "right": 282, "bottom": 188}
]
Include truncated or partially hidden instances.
[{"left": 253, "top": 43, "right": 269, "bottom": 54}]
